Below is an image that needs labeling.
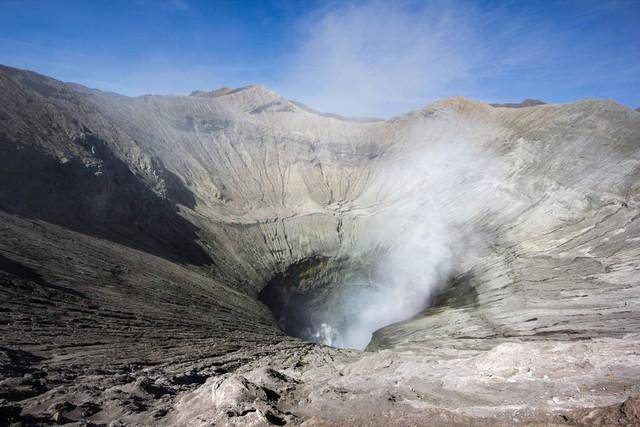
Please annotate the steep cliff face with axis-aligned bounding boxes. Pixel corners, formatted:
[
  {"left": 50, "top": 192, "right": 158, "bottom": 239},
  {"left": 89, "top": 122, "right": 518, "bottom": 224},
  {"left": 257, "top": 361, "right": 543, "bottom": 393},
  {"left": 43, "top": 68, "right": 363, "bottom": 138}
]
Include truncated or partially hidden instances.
[{"left": 1, "top": 65, "right": 639, "bottom": 425}]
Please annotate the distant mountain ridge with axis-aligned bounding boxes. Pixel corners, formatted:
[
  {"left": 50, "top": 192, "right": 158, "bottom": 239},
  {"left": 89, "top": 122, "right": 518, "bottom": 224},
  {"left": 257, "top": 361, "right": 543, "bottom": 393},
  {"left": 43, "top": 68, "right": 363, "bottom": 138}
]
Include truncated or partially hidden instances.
[{"left": 490, "top": 98, "right": 546, "bottom": 108}]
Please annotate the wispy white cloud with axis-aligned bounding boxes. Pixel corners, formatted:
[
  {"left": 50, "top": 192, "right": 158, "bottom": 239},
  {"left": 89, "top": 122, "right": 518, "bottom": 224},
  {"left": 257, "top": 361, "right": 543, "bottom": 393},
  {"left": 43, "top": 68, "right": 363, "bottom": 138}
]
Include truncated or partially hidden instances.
[
  {"left": 166, "top": 0, "right": 191, "bottom": 13},
  {"left": 281, "top": 0, "right": 639, "bottom": 117},
  {"left": 282, "top": 1, "right": 482, "bottom": 117}
]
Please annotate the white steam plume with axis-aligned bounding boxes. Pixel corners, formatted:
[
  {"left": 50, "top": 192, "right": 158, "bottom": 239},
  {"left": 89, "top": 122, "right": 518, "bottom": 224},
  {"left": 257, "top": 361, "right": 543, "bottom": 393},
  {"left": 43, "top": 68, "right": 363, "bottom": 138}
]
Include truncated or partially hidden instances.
[{"left": 317, "top": 114, "right": 508, "bottom": 349}]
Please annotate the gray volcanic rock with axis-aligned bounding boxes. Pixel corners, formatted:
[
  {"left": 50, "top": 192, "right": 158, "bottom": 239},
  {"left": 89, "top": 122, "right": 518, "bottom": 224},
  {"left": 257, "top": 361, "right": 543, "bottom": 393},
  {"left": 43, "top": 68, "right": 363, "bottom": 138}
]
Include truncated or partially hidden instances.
[{"left": 0, "top": 64, "right": 639, "bottom": 425}]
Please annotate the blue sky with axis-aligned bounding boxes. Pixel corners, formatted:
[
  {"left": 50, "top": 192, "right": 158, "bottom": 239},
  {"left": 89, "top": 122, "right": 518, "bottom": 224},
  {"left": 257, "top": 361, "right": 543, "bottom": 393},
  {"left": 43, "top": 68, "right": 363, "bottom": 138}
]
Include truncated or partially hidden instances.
[{"left": 0, "top": 0, "right": 638, "bottom": 117}]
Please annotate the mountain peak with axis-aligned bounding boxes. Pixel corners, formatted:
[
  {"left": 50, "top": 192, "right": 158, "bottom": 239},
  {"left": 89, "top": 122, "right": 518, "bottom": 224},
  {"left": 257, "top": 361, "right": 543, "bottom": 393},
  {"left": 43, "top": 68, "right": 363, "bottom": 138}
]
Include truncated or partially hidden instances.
[
  {"left": 424, "top": 97, "right": 492, "bottom": 115},
  {"left": 189, "top": 84, "right": 293, "bottom": 115},
  {"left": 190, "top": 87, "right": 233, "bottom": 98},
  {"left": 190, "top": 84, "right": 279, "bottom": 100}
]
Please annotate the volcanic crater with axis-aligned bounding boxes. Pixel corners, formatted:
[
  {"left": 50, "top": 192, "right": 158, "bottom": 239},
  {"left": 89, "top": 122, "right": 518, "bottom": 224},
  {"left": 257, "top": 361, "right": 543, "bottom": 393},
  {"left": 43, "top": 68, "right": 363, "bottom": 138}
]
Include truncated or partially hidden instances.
[{"left": 1, "top": 64, "right": 640, "bottom": 425}]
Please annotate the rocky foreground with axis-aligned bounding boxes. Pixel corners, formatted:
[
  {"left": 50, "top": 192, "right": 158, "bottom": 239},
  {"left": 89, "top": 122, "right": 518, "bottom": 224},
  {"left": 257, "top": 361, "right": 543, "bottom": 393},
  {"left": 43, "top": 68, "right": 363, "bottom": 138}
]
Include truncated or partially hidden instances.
[{"left": 0, "top": 64, "right": 639, "bottom": 425}]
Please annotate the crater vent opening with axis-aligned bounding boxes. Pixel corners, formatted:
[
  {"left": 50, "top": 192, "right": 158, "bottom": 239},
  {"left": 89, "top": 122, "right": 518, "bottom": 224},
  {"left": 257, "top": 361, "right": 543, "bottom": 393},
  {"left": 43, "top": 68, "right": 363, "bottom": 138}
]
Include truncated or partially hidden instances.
[{"left": 258, "top": 255, "right": 462, "bottom": 350}]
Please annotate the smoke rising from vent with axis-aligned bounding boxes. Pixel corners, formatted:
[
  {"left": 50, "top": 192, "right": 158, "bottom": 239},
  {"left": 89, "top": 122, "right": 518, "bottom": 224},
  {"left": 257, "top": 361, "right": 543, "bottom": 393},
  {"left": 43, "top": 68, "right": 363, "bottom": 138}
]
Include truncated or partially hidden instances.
[{"left": 308, "top": 114, "right": 508, "bottom": 349}]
